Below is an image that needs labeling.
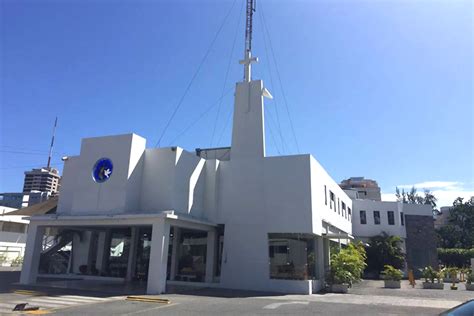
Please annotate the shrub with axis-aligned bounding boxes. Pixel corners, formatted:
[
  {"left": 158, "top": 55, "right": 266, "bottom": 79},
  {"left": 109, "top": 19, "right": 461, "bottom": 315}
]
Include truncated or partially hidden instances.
[
  {"left": 466, "top": 270, "right": 473, "bottom": 284},
  {"left": 12, "top": 256, "right": 23, "bottom": 265},
  {"left": 420, "top": 266, "right": 438, "bottom": 283},
  {"left": 441, "top": 266, "right": 458, "bottom": 279},
  {"left": 382, "top": 265, "right": 403, "bottom": 281},
  {"left": 437, "top": 248, "right": 474, "bottom": 267},
  {"left": 329, "top": 242, "right": 367, "bottom": 287}
]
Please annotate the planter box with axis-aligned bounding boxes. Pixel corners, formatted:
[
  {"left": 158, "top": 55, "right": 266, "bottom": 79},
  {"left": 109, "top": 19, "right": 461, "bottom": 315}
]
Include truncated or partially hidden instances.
[
  {"left": 422, "top": 282, "right": 444, "bottom": 289},
  {"left": 384, "top": 280, "right": 401, "bottom": 289},
  {"left": 331, "top": 284, "right": 348, "bottom": 293},
  {"left": 431, "top": 283, "right": 444, "bottom": 289},
  {"left": 466, "top": 283, "right": 474, "bottom": 291}
]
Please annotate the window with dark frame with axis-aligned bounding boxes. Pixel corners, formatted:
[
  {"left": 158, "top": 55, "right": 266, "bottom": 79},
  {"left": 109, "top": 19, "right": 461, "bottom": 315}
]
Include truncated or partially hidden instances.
[
  {"left": 330, "top": 191, "right": 335, "bottom": 210},
  {"left": 348, "top": 207, "right": 352, "bottom": 222},
  {"left": 360, "top": 210, "right": 367, "bottom": 224},
  {"left": 388, "top": 211, "right": 395, "bottom": 225},
  {"left": 400, "top": 212, "right": 404, "bottom": 226},
  {"left": 374, "top": 211, "right": 381, "bottom": 225},
  {"left": 324, "top": 185, "right": 327, "bottom": 205}
]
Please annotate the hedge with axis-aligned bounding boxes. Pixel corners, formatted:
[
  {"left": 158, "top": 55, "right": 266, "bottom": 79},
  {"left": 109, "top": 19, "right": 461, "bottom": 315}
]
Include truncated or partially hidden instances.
[{"left": 437, "top": 248, "right": 474, "bottom": 267}]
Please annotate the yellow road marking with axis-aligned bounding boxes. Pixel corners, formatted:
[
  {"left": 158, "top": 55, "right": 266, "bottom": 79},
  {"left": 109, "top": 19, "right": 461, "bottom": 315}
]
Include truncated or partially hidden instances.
[{"left": 24, "top": 310, "right": 52, "bottom": 315}]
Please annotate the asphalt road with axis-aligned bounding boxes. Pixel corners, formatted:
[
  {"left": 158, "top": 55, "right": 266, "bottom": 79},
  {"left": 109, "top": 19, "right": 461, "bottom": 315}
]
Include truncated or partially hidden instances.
[{"left": 51, "top": 295, "right": 446, "bottom": 316}]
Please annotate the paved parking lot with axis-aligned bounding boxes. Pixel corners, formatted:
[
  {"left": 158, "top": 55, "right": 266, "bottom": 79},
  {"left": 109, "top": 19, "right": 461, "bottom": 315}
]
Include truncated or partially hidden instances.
[{"left": 0, "top": 271, "right": 472, "bottom": 315}]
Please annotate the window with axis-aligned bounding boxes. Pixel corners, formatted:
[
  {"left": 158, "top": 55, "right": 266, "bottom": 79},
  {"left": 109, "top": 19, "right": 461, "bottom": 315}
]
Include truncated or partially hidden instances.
[
  {"left": 400, "top": 212, "right": 404, "bottom": 226},
  {"left": 1, "top": 221, "right": 26, "bottom": 233},
  {"left": 342, "top": 202, "right": 346, "bottom": 218},
  {"left": 374, "top": 211, "right": 381, "bottom": 225},
  {"left": 337, "top": 198, "right": 340, "bottom": 214},
  {"left": 330, "top": 191, "right": 335, "bottom": 210},
  {"left": 324, "top": 185, "right": 327, "bottom": 205},
  {"left": 348, "top": 207, "right": 352, "bottom": 222},
  {"left": 268, "top": 233, "right": 316, "bottom": 280},
  {"left": 388, "top": 211, "right": 395, "bottom": 225},
  {"left": 360, "top": 211, "right": 367, "bottom": 224}
]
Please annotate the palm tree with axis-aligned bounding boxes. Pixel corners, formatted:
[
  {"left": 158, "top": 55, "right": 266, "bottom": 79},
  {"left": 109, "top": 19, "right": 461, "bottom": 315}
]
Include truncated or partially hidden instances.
[{"left": 366, "top": 232, "right": 405, "bottom": 275}]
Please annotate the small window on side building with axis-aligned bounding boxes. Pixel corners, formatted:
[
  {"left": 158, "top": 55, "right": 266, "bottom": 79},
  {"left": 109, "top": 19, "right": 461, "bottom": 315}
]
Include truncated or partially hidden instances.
[
  {"left": 400, "top": 212, "right": 404, "bottom": 226},
  {"left": 388, "top": 211, "right": 395, "bottom": 225},
  {"left": 374, "top": 211, "right": 381, "bottom": 225},
  {"left": 360, "top": 210, "right": 367, "bottom": 224}
]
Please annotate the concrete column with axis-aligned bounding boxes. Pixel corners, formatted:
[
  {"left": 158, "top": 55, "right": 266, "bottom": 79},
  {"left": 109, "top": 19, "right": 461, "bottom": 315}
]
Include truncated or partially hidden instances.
[
  {"left": 316, "top": 237, "right": 325, "bottom": 281},
  {"left": 169, "top": 227, "right": 181, "bottom": 281},
  {"left": 323, "top": 238, "right": 330, "bottom": 276},
  {"left": 96, "top": 230, "right": 111, "bottom": 275},
  {"left": 147, "top": 219, "right": 170, "bottom": 294},
  {"left": 126, "top": 227, "right": 139, "bottom": 281},
  {"left": 205, "top": 230, "right": 216, "bottom": 283},
  {"left": 20, "top": 223, "right": 45, "bottom": 284}
]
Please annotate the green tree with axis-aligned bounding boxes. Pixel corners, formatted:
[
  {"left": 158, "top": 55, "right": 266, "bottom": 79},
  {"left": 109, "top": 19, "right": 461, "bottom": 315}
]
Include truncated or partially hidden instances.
[
  {"left": 395, "top": 186, "right": 438, "bottom": 215},
  {"left": 365, "top": 233, "right": 405, "bottom": 275},
  {"left": 437, "top": 197, "right": 474, "bottom": 249}
]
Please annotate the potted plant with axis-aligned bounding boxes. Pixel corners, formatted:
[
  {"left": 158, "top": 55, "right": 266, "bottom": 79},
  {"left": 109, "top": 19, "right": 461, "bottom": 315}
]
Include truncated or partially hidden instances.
[
  {"left": 328, "top": 243, "right": 367, "bottom": 293},
  {"left": 466, "top": 270, "right": 474, "bottom": 291},
  {"left": 420, "top": 266, "right": 444, "bottom": 289},
  {"left": 382, "top": 265, "right": 402, "bottom": 288},
  {"left": 442, "top": 266, "right": 459, "bottom": 283}
]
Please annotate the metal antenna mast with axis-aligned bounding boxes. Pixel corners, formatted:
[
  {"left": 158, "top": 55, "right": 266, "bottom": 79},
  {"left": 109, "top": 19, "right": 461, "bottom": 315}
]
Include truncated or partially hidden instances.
[
  {"left": 46, "top": 117, "right": 57, "bottom": 169},
  {"left": 244, "top": 0, "right": 256, "bottom": 55},
  {"left": 240, "top": 0, "right": 258, "bottom": 82}
]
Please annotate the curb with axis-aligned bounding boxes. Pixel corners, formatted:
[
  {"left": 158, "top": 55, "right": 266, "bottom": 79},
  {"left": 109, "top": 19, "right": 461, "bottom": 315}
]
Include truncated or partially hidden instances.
[{"left": 125, "top": 296, "right": 170, "bottom": 304}]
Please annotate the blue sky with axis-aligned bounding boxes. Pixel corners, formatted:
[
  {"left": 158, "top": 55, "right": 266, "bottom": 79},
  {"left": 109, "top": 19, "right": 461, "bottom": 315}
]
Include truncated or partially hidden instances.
[{"left": 1, "top": 0, "right": 473, "bottom": 206}]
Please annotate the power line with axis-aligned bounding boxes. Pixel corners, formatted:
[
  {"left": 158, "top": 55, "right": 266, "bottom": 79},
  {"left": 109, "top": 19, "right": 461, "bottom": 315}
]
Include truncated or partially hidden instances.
[
  {"left": 210, "top": 0, "right": 244, "bottom": 148},
  {"left": 0, "top": 162, "right": 63, "bottom": 170},
  {"left": 1, "top": 145, "right": 49, "bottom": 153},
  {"left": 216, "top": 106, "right": 234, "bottom": 146},
  {"left": 264, "top": 107, "right": 282, "bottom": 155},
  {"left": 260, "top": 2, "right": 301, "bottom": 154},
  {"left": 0, "top": 150, "right": 47, "bottom": 156},
  {"left": 154, "top": 0, "right": 239, "bottom": 148},
  {"left": 168, "top": 88, "right": 234, "bottom": 145},
  {"left": 257, "top": 5, "right": 288, "bottom": 154}
]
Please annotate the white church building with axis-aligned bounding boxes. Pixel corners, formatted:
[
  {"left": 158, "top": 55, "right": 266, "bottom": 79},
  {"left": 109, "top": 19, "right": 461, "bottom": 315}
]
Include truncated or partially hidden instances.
[{"left": 20, "top": 2, "right": 354, "bottom": 295}]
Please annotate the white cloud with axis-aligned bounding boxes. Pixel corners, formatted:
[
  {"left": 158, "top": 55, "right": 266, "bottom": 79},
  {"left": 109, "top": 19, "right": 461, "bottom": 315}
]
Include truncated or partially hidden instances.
[
  {"left": 381, "top": 193, "right": 397, "bottom": 202},
  {"left": 397, "top": 181, "right": 461, "bottom": 190},
  {"left": 382, "top": 181, "right": 474, "bottom": 208}
]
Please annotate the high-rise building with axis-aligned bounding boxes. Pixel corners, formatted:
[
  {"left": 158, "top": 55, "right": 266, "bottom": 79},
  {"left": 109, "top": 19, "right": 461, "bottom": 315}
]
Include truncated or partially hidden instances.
[
  {"left": 23, "top": 168, "right": 61, "bottom": 194},
  {"left": 340, "top": 177, "right": 382, "bottom": 201}
]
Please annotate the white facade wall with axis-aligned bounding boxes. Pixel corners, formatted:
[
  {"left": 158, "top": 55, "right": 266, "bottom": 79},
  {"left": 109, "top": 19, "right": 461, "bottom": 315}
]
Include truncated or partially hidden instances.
[
  {"left": 310, "top": 157, "right": 352, "bottom": 236},
  {"left": 352, "top": 200, "right": 406, "bottom": 238}
]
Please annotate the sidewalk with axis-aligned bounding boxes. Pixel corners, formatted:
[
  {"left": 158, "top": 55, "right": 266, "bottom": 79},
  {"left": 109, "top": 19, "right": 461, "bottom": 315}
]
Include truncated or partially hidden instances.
[{"left": 350, "top": 280, "right": 474, "bottom": 301}]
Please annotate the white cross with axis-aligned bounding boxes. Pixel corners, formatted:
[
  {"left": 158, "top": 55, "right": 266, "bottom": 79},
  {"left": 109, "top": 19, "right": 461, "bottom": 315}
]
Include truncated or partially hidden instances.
[{"left": 239, "top": 51, "right": 258, "bottom": 82}]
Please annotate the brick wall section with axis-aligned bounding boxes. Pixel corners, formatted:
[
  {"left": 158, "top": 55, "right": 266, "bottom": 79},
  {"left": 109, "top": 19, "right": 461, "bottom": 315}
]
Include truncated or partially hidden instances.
[{"left": 405, "top": 215, "right": 438, "bottom": 275}]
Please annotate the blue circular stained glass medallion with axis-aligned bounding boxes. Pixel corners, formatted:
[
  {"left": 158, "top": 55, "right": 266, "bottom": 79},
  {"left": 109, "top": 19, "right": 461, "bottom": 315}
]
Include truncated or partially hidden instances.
[{"left": 92, "top": 158, "right": 113, "bottom": 183}]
